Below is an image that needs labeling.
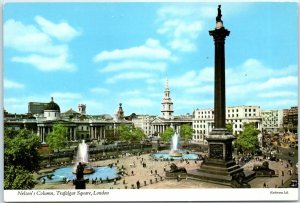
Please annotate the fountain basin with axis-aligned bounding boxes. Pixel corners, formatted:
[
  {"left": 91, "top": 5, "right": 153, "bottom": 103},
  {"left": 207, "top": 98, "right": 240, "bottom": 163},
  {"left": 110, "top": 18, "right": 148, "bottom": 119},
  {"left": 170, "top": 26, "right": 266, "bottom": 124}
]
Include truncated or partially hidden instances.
[
  {"left": 72, "top": 163, "right": 95, "bottom": 174},
  {"left": 39, "top": 166, "right": 119, "bottom": 184},
  {"left": 152, "top": 152, "right": 200, "bottom": 160},
  {"left": 169, "top": 150, "right": 183, "bottom": 157}
]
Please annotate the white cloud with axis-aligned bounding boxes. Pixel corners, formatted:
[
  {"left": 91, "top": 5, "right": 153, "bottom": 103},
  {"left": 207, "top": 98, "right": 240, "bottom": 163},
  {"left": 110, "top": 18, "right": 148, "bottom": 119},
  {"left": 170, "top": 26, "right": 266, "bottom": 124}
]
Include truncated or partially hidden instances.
[
  {"left": 4, "top": 17, "right": 80, "bottom": 71},
  {"left": 50, "top": 92, "right": 82, "bottom": 100},
  {"left": 157, "top": 6, "right": 216, "bottom": 20},
  {"left": 187, "top": 85, "right": 213, "bottom": 94},
  {"left": 120, "top": 90, "right": 141, "bottom": 97},
  {"left": 106, "top": 72, "right": 154, "bottom": 84},
  {"left": 90, "top": 87, "right": 110, "bottom": 94},
  {"left": 156, "top": 6, "right": 208, "bottom": 52},
  {"left": 93, "top": 38, "right": 172, "bottom": 62},
  {"left": 99, "top": 60, "right": 167, "bottom": 73},
  {"left": 12, "top": 54, "right": 75, "bottom": 72},
  {"left": 125, "top": 98, "right": 156, "bottom": 107},
  {"left": 260, "top": 76, "right": 298, "bottom": 89},
  {"left": 4, "top": 79, "right": 24, "bottom": 89},
  {"left": 175, "top": 98, "right": 213, "bottom": 106},
  {"left": 169, "top": 67, "right": 213, "bottom": 88},
  {"left": 258, "top": 91, "right": 297, "bottom": 98},
  {"left": 80, "top": 99, "right": 105, "bottom": 114},
  {"left": 4, "top": 19, "right": 67, "bottom": 55},
  {"left": 35, "top": 16, "right": 81, "bottom": 42}
]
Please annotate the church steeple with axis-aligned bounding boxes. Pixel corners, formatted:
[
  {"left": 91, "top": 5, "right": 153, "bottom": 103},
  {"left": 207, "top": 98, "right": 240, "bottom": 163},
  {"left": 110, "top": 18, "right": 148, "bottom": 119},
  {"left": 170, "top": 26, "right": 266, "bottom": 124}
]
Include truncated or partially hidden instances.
[
  {"left": 161, "top": 79, "right": 173, "bottom": 119},
  {"left": 116, "top": 103, "right": 124, "bottom": 120}
]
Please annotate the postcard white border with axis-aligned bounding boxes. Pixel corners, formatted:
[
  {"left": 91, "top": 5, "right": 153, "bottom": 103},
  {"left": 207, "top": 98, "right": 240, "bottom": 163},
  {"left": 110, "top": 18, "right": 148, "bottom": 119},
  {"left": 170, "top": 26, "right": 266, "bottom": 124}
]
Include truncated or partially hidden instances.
[{"left": 4, "top": 188, "right": 299, "bottom": 202}]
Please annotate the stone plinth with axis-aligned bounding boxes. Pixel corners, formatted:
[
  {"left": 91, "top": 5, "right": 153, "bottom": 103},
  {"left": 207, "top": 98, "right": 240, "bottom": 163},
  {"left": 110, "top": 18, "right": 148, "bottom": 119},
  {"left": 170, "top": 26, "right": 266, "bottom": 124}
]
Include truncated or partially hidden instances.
[
  {"left": 74, "top": 179, "right": 86, "bottom": 189},
  {"left": 188, "top": 129, "right": 251, "bottom": 187}
]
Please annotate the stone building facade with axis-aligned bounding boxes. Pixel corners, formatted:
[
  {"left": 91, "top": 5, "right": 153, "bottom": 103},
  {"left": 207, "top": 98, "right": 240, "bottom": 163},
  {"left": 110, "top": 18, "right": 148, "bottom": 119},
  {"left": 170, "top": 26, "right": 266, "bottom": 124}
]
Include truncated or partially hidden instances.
[{"left": 192, "top": 106, "right": 262, "bottom": 145}]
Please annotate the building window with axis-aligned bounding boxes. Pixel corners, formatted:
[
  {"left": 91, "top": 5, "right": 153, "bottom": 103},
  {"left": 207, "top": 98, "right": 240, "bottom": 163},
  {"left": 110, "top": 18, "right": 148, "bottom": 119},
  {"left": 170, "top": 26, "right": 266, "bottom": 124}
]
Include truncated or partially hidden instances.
[
  {"left": 249, "top": 114, "right": 251, "bottom": 116},
  {"left": 249, "top": 109, "right": 252, "bottom": 112},
  {"left": 235, "top": 124, "right": 237, "bottom": 128},
  {"left": 236, "top": 114, "right": 238, "bottom": 117},
  {"left": 240, "top": 124, "right": 242, "bottom": 128},
  {"left": 254, "top": 109, "right": 256, "bottom": 112},
  {"left": 245, "top": 114, "right": 247, "bottom": 117},
  {"left": 245, "top": 109, "right": 247, "bottom": 112},
  {"left": 228, "top": 114, "right": 230, "bottom": 117}
]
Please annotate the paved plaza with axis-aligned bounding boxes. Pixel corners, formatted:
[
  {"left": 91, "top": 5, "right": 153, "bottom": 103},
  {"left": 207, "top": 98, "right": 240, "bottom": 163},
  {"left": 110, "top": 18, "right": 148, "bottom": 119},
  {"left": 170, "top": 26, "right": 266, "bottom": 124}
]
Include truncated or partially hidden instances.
[{"left": 34, "top": 152, "right": 297, "bottom": 190}]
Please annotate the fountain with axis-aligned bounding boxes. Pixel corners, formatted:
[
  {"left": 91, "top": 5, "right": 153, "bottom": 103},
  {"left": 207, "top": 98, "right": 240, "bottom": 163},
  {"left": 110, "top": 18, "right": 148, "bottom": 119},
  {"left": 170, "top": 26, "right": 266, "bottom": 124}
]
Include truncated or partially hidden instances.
[
  {"left": 39, "top": 140, "right": 119, "bottom": 184},
  {"left": 72, "top": 140, "right": 94, "bottom": 174},
  {"left": 152, "top": 132, "right": 200, "bottom": 160},
  {"left": 169, "top": 132, "right": 183, "bottom": 157}
]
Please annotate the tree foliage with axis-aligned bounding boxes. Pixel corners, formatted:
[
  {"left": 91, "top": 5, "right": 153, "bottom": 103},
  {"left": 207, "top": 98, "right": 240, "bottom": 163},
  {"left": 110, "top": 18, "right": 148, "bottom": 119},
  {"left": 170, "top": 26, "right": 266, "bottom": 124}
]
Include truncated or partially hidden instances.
[
  {"left": 160, "top": 127, "right": 174, "bottom": 142},
  {"left": 46, "top": 123, "right": 67, "bottom": 152},
  {"left": 236, "top": 123, "right": 260, "bottom": 153},
  {"left": 132, "top": 127, "right": 145, "bottom": 142},
  {"left": 117, "top": 124, "right": 132, "bottom": 142},
  {"left": 117, "top": 124, "right": 145, "bottom": 143},
  {"left": 4, "top": 166, "right": 36, "bottom": 189},
  {"left": 226, "top": 123, "right": 233, "bottom": 135},
  {"left": 4, "top": 129, "right": 40, "bottom": 189},
  {"left": 180, "top": 124, "right": 193, "bottom": 144}
]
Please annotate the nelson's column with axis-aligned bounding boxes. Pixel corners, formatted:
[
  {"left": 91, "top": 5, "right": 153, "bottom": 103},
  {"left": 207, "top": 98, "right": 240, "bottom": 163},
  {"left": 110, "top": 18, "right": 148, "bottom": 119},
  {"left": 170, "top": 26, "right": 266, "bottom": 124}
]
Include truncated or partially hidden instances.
[{"left": 188, "top": 5, "right": 254, "bottom": 187}]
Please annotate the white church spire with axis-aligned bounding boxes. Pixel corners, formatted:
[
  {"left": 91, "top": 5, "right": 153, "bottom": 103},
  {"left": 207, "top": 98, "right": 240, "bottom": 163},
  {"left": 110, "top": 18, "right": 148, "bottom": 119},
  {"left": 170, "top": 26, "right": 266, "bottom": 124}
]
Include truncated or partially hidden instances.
[{"left": 161, "top": 79, "right": 173, "bottom": 119}]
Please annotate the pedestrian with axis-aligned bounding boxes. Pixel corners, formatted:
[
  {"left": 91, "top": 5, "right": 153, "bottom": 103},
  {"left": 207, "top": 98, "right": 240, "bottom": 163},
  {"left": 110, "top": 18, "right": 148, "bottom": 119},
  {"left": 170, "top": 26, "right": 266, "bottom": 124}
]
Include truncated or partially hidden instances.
[
  {"left": 136, "top": 180, "right": 140, "bottom": 189},
  {"left": 131, "top": 170, "right": 134, "bottom": 176},
  {"left": 263, "top": 182, "right": 266, "bottom": 188},
  {"left": 282, "top": 171, "right": 284, "bottom": 176},
  {"left": 123, "top": 179, "right": 126, "bottom": 184},
  {"left": 282, "top": 179, "right": 284, "bottom": 186}
]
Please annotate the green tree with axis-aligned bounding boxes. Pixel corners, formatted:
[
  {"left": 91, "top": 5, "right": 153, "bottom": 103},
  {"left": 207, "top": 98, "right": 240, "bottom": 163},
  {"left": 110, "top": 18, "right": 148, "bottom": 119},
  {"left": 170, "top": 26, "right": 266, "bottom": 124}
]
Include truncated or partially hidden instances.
[
  {"left": 117, "top": 124, "right": 145, "bottom": 143},
  {"left": 160, "top": 127, "right": 174, "bottom": 142},
  {"left": 226, "top": 123, "right": 233, "bottom": 135},
  {"left": 132, "top": 127, "right": 145, "bottom": 142},
  {"left": 46, "top": 123, "right": 67, "bottom": 152},
  {"left": 4, "top": 129, "right": 40, "bottom": 189},
  {"left": 117, "top": 124, "right": 132, "bottom": 142},
  {"left": 180, "top": 124, "right": 193, "bottom": 144},
  {"left": 236, "top": 123, "right": 260, "bottom": 154}
]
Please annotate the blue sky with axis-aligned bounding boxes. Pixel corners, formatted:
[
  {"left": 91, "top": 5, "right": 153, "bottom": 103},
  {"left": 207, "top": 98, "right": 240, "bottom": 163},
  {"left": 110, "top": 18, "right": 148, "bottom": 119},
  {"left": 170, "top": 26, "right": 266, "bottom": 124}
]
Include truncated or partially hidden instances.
[{"left": 3, "top": 2, "right": 298, "bottom": 116}]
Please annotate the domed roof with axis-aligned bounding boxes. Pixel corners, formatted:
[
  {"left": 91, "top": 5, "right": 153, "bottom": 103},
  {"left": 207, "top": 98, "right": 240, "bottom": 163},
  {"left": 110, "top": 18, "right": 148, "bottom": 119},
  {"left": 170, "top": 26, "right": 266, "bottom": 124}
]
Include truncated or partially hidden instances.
[{"left": 45, "top": 97, "right": 60, "bottom": 111}]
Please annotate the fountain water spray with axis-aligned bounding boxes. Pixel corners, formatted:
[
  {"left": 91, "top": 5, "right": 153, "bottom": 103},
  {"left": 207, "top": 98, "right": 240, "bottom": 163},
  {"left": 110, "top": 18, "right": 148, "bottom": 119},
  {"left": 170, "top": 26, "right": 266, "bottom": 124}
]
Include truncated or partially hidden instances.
[
  {"left": 169, "top": 132, "right": 183, "bottom": 157},
  {"left": 73, "top": 140, "right": 94, "bottom": 174},
  {"left": 76, "top": 140, "right": 89, "bottom": 163}
]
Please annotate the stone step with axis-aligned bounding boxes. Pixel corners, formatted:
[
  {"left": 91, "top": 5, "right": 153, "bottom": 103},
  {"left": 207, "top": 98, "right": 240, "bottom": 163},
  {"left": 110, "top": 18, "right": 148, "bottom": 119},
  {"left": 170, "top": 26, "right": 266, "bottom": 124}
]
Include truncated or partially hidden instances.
[
  {"left": 187, "top": 170, "right": 233, "bottom": 186},
  {"left": 200, "top": 164, "right": 243, "bottom": 175}
]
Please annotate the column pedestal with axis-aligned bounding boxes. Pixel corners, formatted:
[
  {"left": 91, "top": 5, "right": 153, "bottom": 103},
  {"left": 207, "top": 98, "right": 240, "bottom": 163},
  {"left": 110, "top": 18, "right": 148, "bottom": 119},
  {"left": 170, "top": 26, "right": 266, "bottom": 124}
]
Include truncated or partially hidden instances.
[{"left": 188, "top": 129, "right": 254, "bottom": 187}]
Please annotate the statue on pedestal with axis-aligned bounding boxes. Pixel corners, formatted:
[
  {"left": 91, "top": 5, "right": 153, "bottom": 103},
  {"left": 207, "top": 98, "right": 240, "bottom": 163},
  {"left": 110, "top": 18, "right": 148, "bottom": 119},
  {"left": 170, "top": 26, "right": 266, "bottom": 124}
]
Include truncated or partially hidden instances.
[
  {"left": 216, "top": 5, "right": 222, "bottom": 22},
  {"left": 76, "top": 162, "right": 84, "bottom": 180}
]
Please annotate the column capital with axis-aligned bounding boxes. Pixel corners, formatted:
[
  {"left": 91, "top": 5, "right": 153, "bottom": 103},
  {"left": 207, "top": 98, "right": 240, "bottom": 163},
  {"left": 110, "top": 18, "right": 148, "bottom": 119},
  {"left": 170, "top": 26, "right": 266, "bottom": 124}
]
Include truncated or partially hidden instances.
[{"left": 209, "top": 27, "right": 230, "bottom": 43}]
